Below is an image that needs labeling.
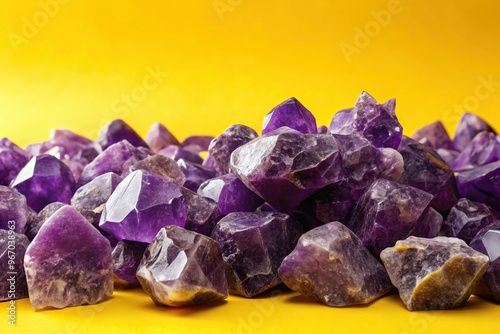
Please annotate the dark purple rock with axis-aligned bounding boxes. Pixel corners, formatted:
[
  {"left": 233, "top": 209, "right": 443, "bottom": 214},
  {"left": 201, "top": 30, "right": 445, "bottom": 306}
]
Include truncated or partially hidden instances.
[
  {"left": 0, "top": 138, "right": 29, "bottom": 186},
  {"left": 397, "top": 136, "right": 458, "bottom": 213},
  {"left": 99, "top": 170, "right": 186, "bottom": 243},
  {"left": 452, "top": 112, "right": 496, "bottom": 152},
  {"left": 197, "top": 174, "right": 264, "bottom": 215},
  {"left": 137, "top": 225, "right": 228, "bottom": 306},
  {"left": 25, "top": 202, "right": 66, "bottom": 241},
  {"left": 112, "top": 240, "right": 149, "bottom": 288},
  {"left": 97, "top": 119, "right": 149, "bottom": 150},
  {"left": 380, "top": 236, "right": 489, "bottom": 311},
  {"left": 181, "top": 187, "right": 223, "bottom": 237},
  {"left": 317, "top": 125, "right": 328, "bottom": 134},
  {"left": 279, "top": 222, "right": 392, "bottom": 307},
  {"left": 181, "top": 135, "right": 214, "bottom": 153},
  {"left": 177, "top": 159, "right": 217, "bottom": 192},
  {"left": 11, "top": 155, "right": 76, "bottom": 213},
  {"left": 328, "top": 92, "right": 402, "bottom": 149},
  {"left": 24, "top": 206, "right": 113, "bottom": 309},
  {"left": 211, "top": 212, "right": 303, "bottom": 297},
  {"left": 208, "top": 124, "right": 258, "bottom": 175},
  {"left": 436, "top": 148, "right": 460, "bottom": 167},
  {"left": 412, "top": 121, "right": 453, "bottom": 150},
  {"left": 0, "top": 230, "right": 30, "bottom": 301},
  {"left": 144, "top": 122, "right": 180, "bottom": 153},
  {"left": 453, "top": 131, "right": 500, "bottom": 171},
  {"left": 262, "top": 97, "right": 317, "bottom": 135},
  {"left": 469, "top": 222, "right": 500, "bottom": 302},
  {"left": 130, "top": 154, "right": 185, "bottom": 186},
  {"left": 230, "top": 128, "right": 344, "bottom": 213},
  {"left": 0, "top": 186, "right": 35, "bottom": 233},
  {"left": 456, "top": 160, "right": 500, "bottom": 212},
  {"left": 158, "top": 145, "right": 203, "bottom": 164}
]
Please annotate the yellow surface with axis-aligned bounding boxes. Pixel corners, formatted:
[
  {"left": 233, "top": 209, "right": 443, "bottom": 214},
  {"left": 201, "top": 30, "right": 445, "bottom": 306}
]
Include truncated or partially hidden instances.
[{"left": 1, "top": 0, "right": 500, "bottom": 333}]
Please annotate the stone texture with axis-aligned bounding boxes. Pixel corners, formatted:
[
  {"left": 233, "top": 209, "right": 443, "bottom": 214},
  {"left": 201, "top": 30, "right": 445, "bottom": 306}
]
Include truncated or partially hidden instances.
[
  {"left": 112, "top": 240, "right": 149, "bottom": 288},
  {"left": 181, "top": 187, "right": 223, "bottom": 237},
  {"left": 328, "top": 92, "right": 403, "bottom": 149},
  {"left": 412, "top": 121, "right": 453, "bottom": 150},
  {"left": 452, "top": 131, "right": 500, "bottom": 171},
  {"left": 97, "top": 119, "right": 149, "bottom": 150},
  {"left": 279, "top": 222, "right": 393, "bottom": 307},
  {"left": 0, "top": 137, "right": 29, "bottom": 186},
  {"left": 99, "top": 170, "right": 186, "bottom": 243},
  {"left": 137, "top": 226, "right": 228, "bottom": 307},
  {"left": 130, "top": 154, "right": 185, "bottom": 187},
  {"left": 380, "top": 236, "right": 489, "bottom": 311},
  {"left": 144, "top": 122, "right": 180, "bottom": 153},
  {"left": 452, "top": 112, "right": 496, "bottom": 152},
  {"left": 11, "top": 154, "right": 76, "bottom": 213},
  {"left": 436, "top": 148, "right": 459, "bottom": 167},
  {"left": 208, "top": 124, "right": 258, "bottom": 175},
  {"left": 0, "top": 186, "right": 35, "bottom": 233},
  {"left": 25, "top": 202, "right": 66, "bottom": 241},
  {"left": 230, "top": 128, "right": 344, "bottom": 213},
  {"left": 456, "top": 160, "right": 500, "bottom": 212},
  {"left": 24, "top": 206, "right": 113, "bottom": 309},
  {"left": 262, "top": 97, "right": 317, "bottom": 135},
  {"left": 0, "top": 230, "right": 30, "bottom": 301},
  {"left": 211, "top": 212, "right": 302, "bottom": 297},
  {"left": 181, "top": 135, "right": 214, "bottom": 153},
  {"left": 177, "top": 159, "right": 217, "bottom": 192},
  {"left": 158, "top": 145, "right": 203, "bottom": 164}
]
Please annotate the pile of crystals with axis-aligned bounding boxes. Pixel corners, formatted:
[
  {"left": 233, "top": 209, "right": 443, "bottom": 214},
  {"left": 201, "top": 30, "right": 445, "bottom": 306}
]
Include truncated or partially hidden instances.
[{"left": 1, "top": 92, "right": 499, "bottom": 312}]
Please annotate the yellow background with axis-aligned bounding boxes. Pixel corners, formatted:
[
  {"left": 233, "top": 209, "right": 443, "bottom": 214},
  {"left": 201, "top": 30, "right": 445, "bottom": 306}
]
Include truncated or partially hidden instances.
[{"left": 1, "top": 0, "right": 500, "bottom": 333}]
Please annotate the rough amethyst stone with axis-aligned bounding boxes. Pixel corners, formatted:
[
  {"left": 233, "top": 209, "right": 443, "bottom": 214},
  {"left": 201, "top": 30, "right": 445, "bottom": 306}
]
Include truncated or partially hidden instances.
[
  {"left": 25, "top": 202, "right": 66, "bottom": 241},
  {"left": 24, "top": 206, "right": 113, "bottom": 309},
  {"left": 97, "top": 119, "right": 149, "bottom": 150},
  {"left": 380, "top": 236, "right": 489, "bottom": 311},
  {"left": 0, "top": 186, "right": 35, "bottom": 233},
  {"left": 469, "top": 223, "right": 500, "bottom": 302},
  {"left": 11, "top": 154, "right": 76, "bottom": 213},
  {"left": 442, "top": 198, "right": 500, "bottom": 244},
  {"left": 144, "top": 122, "right": 180, "bottom": 153},
  {"left": 436, "top": 148, "right": 460, "bottom": 167},
  {"left": 412, "top": 121, "right": 453, "bottom": 150},
  {"left": 262, "top": 97, "right": 317, "bottom": 135},
  {"left": 197, "top": 174, "right": 264, "bottom": 215},
  {"left": 456, "top": 160, "right": 500, "bottom": 212},
  {"left": 177, "top": 159, "right": 217, "bottom": 192},
  {"left": 71, "top": 173, "right": 123, "bottom": 226},
  {"left": 317, "top": 125, "right": 328, "bottom": 134},
  {"left": 328, "top": 92, "right": 403, "bottom": 149},
  {"left": 230, "top": 128, "right": 344, "bottom": 213},
  {"left": 397, "top": 136, "right": 458, "bottom": 213},
  {"left": 158, "top": 145, "right": 203, "bottom": 164},
  {"left": 181, "top": 187, "right": 223, "bottom": 237},
  {"left": 99, "top": 170, "right": 186, "bottom": 243},
  {"left": 182, "top": 135, "right": 214, "bottom": 153},
  {"left": 0, "top": 230, "right": 30, "bottom": 301},
  {"left": 130, "top": 154, "right": 185, "bottom": 187},
  {"left": 279, "top": 222, "right": 393, "bottom": 307},
  {"left": 208, "top": 124, "right": 258, "bottom": 175},
  {"left": 112, "top": 240, "right": 149, "bottom": 288},
  {"left": 0, "top": 138, "right": 29, "bottom": 186},
  {"left": 211, "top": 212, "right": 303, "bottom": 297},
  {"left": 137, "top": 225, "right": 228, "bottom": 307},
  {"left": 452, "top": 131, "right": 500, "bottom": 171},
  {"left": 452, "top": 112, "right": 496, "bottom": 152},
  {"left": 347, "top": 179, "right": 442, "bottom": 258}
]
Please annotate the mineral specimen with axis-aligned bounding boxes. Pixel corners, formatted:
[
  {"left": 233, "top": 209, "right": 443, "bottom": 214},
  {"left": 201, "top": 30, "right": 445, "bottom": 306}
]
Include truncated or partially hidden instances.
[
  {"left": 158, "top": 144, "right": 203, "bottom": 164},
  {"left": 25, "top": 202, "right": 65, "bottom": 241},
  {"left": 0, "top": 137, "right": 29, "bottom": 186},
  {"left": 182, "top": 135, "right": 214, "bottom": 153},
  {"left": 129, "top": 154, "right": 185, "bottom": 186},
  {"left": 181, "top": 187, "right": 222, "bottom": 237},
  {"left": 144, "top": 122, "right": 180, "bottom": 153},
  {"left": 0, "top": 186, "right": 35, "bottom": 233},
  {"left": 452, "top": 112, "right": 496, "bottom": 152},
  {"left": 262, "top": 97, "right": 317, "bottom": 135},
  {"left": 177, "top": 159, "right": 217, "bottom": 192},
  {"left": 112, "top": 240, "right": 149, "bottom": 288},
  {"left": 412, "top": 121, "right": 453, "bottom": 150},
  {"left": 0, "top": 230, "right": 30, "bottom": 301},
  {"left": 452, "top": 131, "right": 500, "bottom": 171},
  {"left": 97, "top": 119, "right": 149, "bottom": 150}
]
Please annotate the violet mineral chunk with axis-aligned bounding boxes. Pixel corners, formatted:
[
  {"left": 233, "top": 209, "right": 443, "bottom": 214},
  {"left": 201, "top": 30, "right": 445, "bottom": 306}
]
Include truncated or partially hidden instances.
[
  {"left": 0, "top": 230, "right": 30, "bottom": 301},
  {"left": 328, "top": 92, "right": 402, "bottom": 149},
  {"left": 469, "top": 223, "right": 500, "bottom": 302},
  {"left": 452, "top": 131, "right": 500, "bottom": 171},
  {"left": 211, "top": 212, "right": 302, "bottom": 297},
  {"left": 130, "top": 154, "right": 185, "bottom": 186},
  {"left": 262, "top": 97, "right": 317, "bottom": 135},
  {"left": 137, "top": 226, "right": 228, "bottom": 307},
  {"left": 279, "top": 222, "right": 392, "bottom": 307},
  {"left": 144, "top": 122, "right": 180, "bottom": 153},
  {"left": 456, "top": 160, "right": 500, "bottom": 212},
  {"left": 97, "top": 119, "right": 149, "bottom": 150},
  {"left": 452, "top": 112, "right": 496, "bottom": 152},
  {"left": 11, "top": 154, "right": 76, "bottom": 213},
  {"left": 208, "top": 124, "right": 258, "bottom": 175},
  {"left": 112, "top": 240, "right": 149, "bottom": 288},
  {"left": 347, "top": 179, "right": 440, "bottom": 258},
  {"left": 181, "top": 187, "right": 223, "bottom": 237},
  {"left": 197, "top": 174, "right": 264, "bottom": 215},
  {"left": 380, "top": 236, "right": 489, "bottom": 311},
  {"left": 397, "top": 136, "right": 458, "bottom": 213},
  {"left": 0, "top": 186, "right": 35, "bottom": 233},
  {"left": 436, "top": 148, "right": 460, "bottom": 167},
  {"left": 412, "top": 121, "right": 453, "bottom": 150},
  {"left": 177, "top": 159, "right": 217, "bottom": 192},
  {"left": 182, "top": 135, "right": 214, "bottom": 153},
  {"left": 71, "top": 173, "right": 123, "bottom": 226},
  {"left": 24, "top": 206, "right": 113, "bottom": 309},
  {"left": 230, "top": 128, "right": 344, "bottom": 213},
  {"left": 317, "top": 125, "right": 328, "bottom": 134},
  {"left": 158, "top": 145, "right": 203, "bottom": 164},
  {"left": 99, "top": 170, "right": 186, "bottom": 243},
  {"left": 0, "top": 138, "right": 29, "bottom": 186},
  {"left": 25, "top": 202, "right": 66, "bottom": 241}
]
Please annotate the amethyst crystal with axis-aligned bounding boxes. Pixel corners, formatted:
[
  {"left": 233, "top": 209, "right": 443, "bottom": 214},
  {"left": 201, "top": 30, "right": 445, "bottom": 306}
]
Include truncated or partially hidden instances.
[
  {"left": 99, "top": 170, "right": 186, "bottom": 243},
  {"left": 397, "top": 136, "right": 458, "bottom": 213},
  {"left": 177, "top": 159, "right": 217, "bottom": 192},
  {"left": 456, "top": 160, "right": 500, "bottom": 212},
  {"left": 158, "top": 145, "right": 203, "bottom": 164},
  {"left": 436, "top": 148, "right": 460, "bottom": 167},
  {"left": 211, "top": 212, "right": 302, "bottom": 297},
  {"left": 25, "top": 202, "right": 65, "bottom": 241},
  {"left": 469, "top": 223, "right": 500, "bottom": 302},
  {"left": 130, "top": 154, "right": 185, "bottom": 187},
  {"left": 230, "top": 128, "right": 344, "bottom": 213},
  {"left": 380, "top": 236, "right": 489, "bottom": 311},
  {"left": 0, "top": 138, "right": 29, "bottom": 186},
  {"left": 197, "top": 174, "right": 264, "bottom": 215},
  {"left": 317, "top": 125, "right": 328, "bottom": 134},
  {"left": 452, "top": 112, "right": 496, "bottom": 152},
  {"left": 11, "top": 154, "right": 76, "bottom": 213},
  {"left": 0, "top": 186, "right": 35, "bottom": 233},
  {"left": 279, "top": 222, "right": 392, "bottom": 307},
  {"left": 97, "top": 119, "right": 149, "bottom": 150},
  {"left": 452, "top": 131, "right": 500, "bottom": 171},
  {"left": 347, "top": 179, "right": 442, "bottom": 258},
  {"left": 112, "top": 240, "right": 149, "bottom": 288},
  {"left": 182, "top": 135, "right": 214, "bottom": 153},
  {"left": 137, "top": 225, "right": 228, "bottom": 306},
  {"left": 0, "top": 230, "right": 30, "bottom": 301},
  {"left": 208, "top": 124, "right": 258, "bottom": 175},
  {"left": 181, "top": 187, "right": 223, "bottom": 237},
  {"left": 328, "top": 92, "right": 403, "bottom": 149},
  {"left": 24, "top": 206, "right": 113, "bottom": 309},
  {"left": 71, "top": 173, "right": 123, "bottom": 226},
  {"left": 412, "top": 121, "right": 453, "bottom": 150},
  {"left": 262, "top": 97, "right": 317, "bottom": 135},
  {"left": 144, "top": 122, "right": 180, "bottom": 153}
]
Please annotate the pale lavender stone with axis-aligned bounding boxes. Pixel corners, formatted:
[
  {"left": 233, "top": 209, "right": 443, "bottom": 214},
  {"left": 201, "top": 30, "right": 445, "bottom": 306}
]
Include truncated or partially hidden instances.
[
  {"left": 456, "top": 160, "right": 500, "bottom": 212},
  {"left": 0, "top": 138, "right": 29, "bottom": 186},
  {"left": 97, "top": 119, "right": 149, "bottom": 150},
  {"left": 144, "top": 122, "right": 180, "bottom": 153},
  {"left": 62, "top": 159, "right": 84, "bottom": 182},
  {"left": 262, "top": 97, "right": 317, "bottom": 135},
  {"left": 436, "top": 148, "right": 460, "bottom": 167},
  {"left": 112, "top": 240, "right": 149, "bottom": 288},
  {"left": 0, "top": 230, "right": 30, "bottom": 301},
  {"left": 202, "top": 153, "right": 217, "bottom": 169},
  {"left": 279, "top": 222, "right": 392, "bottom": 307},
  {"left": 181, "top": 187, "right": 223, "bottom": 237},
  {"left": 182, "top": 135, "right": 214, "bottom": 153},
  {"left": 130, "top": 154, "right": 185, "bottom": 187},
  {"left": 452, "top": 112, "right": 496, "bottom": 152},
  {"left": 317, "top": 125, "right": 328, "bottom": 134},
  {"left": 25, "top": 202, "right": 65, "bottom": 241},
  {"left": 0, "top": 186, "right": 35, "bottom": 233},
  {"left": 453, "top": 131, "right": 500, "bottom": 171},
  {"left": 158, "top": 145, "right": 203, "bottom": 164},
  {"left": 412, "top": 121, "right": 453, "bottom": 150}
]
